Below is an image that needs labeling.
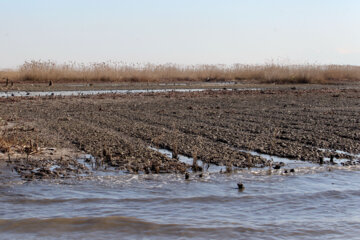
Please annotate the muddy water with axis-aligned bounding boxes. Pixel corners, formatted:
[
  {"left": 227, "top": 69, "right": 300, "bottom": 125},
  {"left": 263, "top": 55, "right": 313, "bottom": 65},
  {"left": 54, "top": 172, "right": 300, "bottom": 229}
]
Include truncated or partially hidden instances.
[{"left": 1, "top": 159, "right": 360, "bottom": 240}]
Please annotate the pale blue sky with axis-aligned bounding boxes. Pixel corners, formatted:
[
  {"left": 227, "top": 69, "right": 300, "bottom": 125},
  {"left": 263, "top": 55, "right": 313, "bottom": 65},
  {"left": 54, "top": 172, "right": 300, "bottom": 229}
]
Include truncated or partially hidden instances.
[{"left": 1, "top": 0, "right": 359, "bottom": 68}]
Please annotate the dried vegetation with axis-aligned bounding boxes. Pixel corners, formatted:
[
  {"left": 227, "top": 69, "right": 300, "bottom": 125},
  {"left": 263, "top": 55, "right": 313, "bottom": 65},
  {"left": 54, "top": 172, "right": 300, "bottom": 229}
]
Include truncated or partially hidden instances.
[{"left": 1, "top": 61, "right": 360, "bottom": 84}]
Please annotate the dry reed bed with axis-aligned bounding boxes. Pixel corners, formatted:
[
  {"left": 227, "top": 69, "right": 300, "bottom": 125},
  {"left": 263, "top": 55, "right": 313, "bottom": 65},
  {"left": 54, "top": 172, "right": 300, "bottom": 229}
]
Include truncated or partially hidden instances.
[{"left": 1, "top": 61, "right": 360, "bottom": 84}]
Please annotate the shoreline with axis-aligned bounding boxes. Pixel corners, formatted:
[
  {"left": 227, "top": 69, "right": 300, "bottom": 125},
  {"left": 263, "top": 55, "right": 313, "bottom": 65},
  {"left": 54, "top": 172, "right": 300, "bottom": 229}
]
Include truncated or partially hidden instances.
[{"left": 0, "top": 80, "right": 359, "bottom": 93}]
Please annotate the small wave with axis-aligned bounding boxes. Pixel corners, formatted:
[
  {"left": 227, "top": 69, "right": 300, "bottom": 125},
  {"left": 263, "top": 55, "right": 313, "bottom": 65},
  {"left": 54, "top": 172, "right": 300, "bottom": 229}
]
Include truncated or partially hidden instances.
[
  {"left": 0, "top": 216, "right": 261, "bottom": 236},
  {"left": 1, "top": 216, "right": 355, "bottom": 240},
  {"left": 0, "top": 197, "right": 166, "bottom": 205},
  {"left": 0, "top": 216, "right": 172, "bottom": 233},
  {"left": 3, "top": 186, "right": 360, "bottom": 207},
  {"left": 0, "top": 194, "right": 291, "bottom": 206}
]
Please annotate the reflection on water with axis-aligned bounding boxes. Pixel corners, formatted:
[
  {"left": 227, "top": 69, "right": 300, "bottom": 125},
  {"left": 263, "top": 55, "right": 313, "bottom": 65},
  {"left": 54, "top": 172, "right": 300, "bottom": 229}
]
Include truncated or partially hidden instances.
[{"left": 1, "top": 163, "right": 360, "bottom": 239}]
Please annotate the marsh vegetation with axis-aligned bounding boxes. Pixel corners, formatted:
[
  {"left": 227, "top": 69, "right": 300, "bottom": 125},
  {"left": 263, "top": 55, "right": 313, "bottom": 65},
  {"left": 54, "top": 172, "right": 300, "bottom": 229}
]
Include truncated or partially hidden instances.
[{"left": 1, "top": 61, "right": 360, "bottom": 84}]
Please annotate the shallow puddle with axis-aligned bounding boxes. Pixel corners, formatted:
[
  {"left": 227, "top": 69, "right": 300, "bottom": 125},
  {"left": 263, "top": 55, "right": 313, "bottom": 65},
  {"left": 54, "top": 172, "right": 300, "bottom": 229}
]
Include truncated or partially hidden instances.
[
  {"left": 0, "top": 87, "right": 261, "bottom": 98},
  {"left": 76, "top": 154, "right": 128, "bottom": 176},
  {"left": 148, "top": 146, "right": 328, "bottom": 175},
  {"left": 239, "top": 149, "right": 318, "bottom": 167},
  {"left": 149, "top": 147, "right": 226, "bottom": 173},
  {"left": 148, "top": 146, "right": 360, "bottom": 177},
  {"left": 319, "top": 148, "right": 360, "bottom": 161}
]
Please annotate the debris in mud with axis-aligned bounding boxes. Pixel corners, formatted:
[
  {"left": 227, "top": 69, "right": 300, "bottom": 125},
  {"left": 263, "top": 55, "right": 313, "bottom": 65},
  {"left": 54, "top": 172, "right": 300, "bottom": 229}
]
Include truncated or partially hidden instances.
[
  {"left": 1, "top": 141, "right": 89, "bottom": 180},
  {"left": 237, "top": 182, "right": 245, "bottom": 191},
  {"left": 185, "top": 172, "right": 190, "bottom": 180},
  {"left": 273, "top": 162, "right": 285, "bottom": 169}
]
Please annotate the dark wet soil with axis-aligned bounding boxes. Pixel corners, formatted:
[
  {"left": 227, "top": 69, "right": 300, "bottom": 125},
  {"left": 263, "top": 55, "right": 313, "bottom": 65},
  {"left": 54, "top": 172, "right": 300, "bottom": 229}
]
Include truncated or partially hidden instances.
[{"left": 0, "top": 86, "right": 359, "bottom": 178}]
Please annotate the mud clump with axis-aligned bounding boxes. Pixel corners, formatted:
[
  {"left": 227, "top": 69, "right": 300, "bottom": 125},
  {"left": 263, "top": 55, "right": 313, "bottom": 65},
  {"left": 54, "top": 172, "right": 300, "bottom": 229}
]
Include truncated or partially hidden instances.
[{"left": 4, "top": 148, "right": 88, "bottom": 180}]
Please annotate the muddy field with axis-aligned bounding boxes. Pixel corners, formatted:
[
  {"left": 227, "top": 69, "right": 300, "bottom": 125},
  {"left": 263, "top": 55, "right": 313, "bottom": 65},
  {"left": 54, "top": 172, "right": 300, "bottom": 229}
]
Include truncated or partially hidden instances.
[
  {"left": 1, "top": 81, "right": 358, "bottom": 92},
  {"left": 1, "top": 86, "right": 359, "bottom": 179}
]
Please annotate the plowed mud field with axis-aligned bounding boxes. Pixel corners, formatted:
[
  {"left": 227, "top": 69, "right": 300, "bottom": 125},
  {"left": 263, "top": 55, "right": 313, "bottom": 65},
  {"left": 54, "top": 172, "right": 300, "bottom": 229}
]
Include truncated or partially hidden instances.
[{"left": 1, "top": 87, "right": 359, "bottom": 179}]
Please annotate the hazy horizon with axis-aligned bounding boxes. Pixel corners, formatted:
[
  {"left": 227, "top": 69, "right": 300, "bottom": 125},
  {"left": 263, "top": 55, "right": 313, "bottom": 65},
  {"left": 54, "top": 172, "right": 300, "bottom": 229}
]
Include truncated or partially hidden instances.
[{"left": 1, "top": 0, "right": 360, "bottom": 69}]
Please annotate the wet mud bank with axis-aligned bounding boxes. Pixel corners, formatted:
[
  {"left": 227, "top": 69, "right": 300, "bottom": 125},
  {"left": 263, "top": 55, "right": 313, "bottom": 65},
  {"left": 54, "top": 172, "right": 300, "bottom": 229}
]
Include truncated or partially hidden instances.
[{"left": 1, "top": 87, "right": 360, "bottom": 180}]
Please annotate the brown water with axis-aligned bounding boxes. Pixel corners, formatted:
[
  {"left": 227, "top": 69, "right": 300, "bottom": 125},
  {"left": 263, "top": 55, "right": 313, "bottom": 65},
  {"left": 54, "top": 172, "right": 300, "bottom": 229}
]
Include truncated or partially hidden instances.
[{"left": 1, "top": 156, "right": 360, "bottom": 240}]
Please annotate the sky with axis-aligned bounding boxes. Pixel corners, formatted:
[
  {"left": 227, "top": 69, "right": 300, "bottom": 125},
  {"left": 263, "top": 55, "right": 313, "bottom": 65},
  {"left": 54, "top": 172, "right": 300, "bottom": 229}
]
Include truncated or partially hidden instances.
[{"left": 1, "top": 0, "right": 360, "bottom": 69}]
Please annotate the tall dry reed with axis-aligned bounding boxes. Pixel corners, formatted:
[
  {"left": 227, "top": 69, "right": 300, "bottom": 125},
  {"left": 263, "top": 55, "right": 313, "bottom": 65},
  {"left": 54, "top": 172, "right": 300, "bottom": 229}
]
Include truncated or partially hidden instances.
[{"left": 1, "top": 60, "right": 360, "bottom": 84}]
